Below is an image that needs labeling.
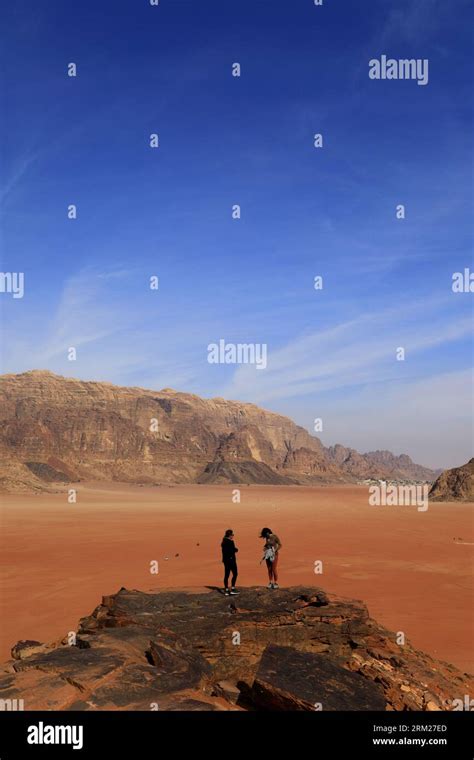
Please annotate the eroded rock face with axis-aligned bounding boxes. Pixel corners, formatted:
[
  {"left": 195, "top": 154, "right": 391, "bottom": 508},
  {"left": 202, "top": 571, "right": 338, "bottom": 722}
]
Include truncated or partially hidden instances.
[
  {"left": 429, "top": 459, "right": 474, "bottom": 502},
  {"left": 251, "top": 644, "right": 386, "bottom": 711},
  {"left": 0, "top": 371, "right": 439, "bottom": 491},
  {"left": 1, "top": 587, "right": 471, "bottom": 711}
]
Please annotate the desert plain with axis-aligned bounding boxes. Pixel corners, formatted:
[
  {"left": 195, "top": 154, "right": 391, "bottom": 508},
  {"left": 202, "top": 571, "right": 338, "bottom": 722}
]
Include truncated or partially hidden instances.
[{"left": 0, "top": 483, "right": 472, "bottom": 674}]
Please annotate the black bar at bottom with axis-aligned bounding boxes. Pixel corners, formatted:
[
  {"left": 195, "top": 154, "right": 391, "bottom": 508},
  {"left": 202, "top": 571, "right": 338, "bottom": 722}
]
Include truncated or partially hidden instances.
[{"left": 0, "top": 711, "right": 473, "bottom": 758}]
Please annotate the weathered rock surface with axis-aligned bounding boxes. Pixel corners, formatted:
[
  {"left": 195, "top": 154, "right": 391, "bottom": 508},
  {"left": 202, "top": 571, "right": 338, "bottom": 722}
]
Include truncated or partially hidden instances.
[
  {"left": 1, "top": 586, "right": 471, "bottom": 711},
  {"left": 429, "top": 459, "right": 474, "bottom": 502},
  {"left": 0, "top": 371, "right": 439, "bottom": 491},
  {"left": 251, "top": 644, "right": 386, "bottom": 710}
]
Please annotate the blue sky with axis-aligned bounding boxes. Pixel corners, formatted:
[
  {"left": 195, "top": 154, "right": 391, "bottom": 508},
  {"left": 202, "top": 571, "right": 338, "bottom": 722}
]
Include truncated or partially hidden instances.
[{"left": 1, "top": 0, "right": 472, "bottom": 468}]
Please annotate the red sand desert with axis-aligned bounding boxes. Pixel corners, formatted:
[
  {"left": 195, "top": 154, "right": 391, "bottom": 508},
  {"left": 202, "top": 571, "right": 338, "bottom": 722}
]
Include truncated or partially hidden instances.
[{"left": 0, "top": 484, "right": 472, "bottom": 673}]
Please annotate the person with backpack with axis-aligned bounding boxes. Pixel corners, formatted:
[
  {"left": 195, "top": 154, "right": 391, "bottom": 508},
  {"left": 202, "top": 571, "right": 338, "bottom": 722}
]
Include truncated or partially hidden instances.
[
  {"left": 221, "top": 529, "right": 239, "bottom": 596},
  {"left": 259, "top": 527, "right": 282, "bottom": 589}
]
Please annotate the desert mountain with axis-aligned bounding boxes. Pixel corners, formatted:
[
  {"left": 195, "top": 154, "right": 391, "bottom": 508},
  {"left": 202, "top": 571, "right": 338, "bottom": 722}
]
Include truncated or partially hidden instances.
[
  {"left": 429, "top": 458, "right": 474, "bottom": 502},
  {"left": 325, "top": 444, "right": 439, "bottom": 482},
  {"left": 0, "top": 371, "right": 439, "bottom": 492}
]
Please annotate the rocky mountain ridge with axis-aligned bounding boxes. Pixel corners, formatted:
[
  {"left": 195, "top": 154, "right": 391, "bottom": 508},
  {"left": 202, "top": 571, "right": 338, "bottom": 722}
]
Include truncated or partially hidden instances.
[{"left": 0, "top": 370, "right": 441, "bottom": 492}]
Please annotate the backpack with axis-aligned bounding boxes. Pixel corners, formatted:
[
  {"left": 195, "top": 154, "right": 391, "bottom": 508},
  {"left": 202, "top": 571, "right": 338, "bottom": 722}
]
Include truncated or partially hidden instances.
[{"left": 263, "top": 544, "right": 276, "bottom": 562}]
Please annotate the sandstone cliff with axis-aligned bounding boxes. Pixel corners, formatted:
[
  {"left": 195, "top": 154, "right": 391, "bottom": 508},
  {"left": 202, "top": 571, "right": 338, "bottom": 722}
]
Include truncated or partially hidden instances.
[{"left": 0, "top": 371, "right": 439, "bottom": 492}]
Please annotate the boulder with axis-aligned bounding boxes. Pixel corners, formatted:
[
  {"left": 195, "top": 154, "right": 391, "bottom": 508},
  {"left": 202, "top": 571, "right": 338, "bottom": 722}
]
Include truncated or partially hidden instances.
[{"left": 251, "top": 644, "right": 386, "bottom": 711}]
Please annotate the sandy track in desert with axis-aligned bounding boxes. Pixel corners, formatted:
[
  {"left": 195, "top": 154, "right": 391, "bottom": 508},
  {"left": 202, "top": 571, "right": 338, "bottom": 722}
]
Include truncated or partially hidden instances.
[{"left": 1, "top": 484, "right": 472, "bottom": 673}]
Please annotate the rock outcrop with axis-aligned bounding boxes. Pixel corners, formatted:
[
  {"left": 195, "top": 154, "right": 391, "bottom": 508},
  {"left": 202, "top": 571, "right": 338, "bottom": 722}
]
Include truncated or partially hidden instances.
[
  {"left": 1, "top": 586, "right": 471, "bottom": 711},
  {"left": 429, "top": 459, "right": 474, "bottom": 502},
  {"left": 0, "top": 371, "right": 440, "bottom": 491}
]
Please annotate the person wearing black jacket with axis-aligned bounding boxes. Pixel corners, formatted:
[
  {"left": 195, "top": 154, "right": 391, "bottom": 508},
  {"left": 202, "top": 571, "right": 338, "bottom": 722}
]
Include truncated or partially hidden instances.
[{"left": 221, "top": 529, "right": 239, "bottom": 596}]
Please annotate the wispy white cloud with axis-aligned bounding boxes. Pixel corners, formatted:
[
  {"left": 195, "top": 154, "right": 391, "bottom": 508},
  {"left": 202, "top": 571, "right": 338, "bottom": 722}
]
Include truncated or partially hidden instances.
[
  {"left": 40, "top": 267, "right": 135, "bottom": 361},
  {"left": 376, "top": 0, "right": 462, "bottom": 47},
  {"left": 1, "top": 265, "right": 213, "bottom": 391},
  {"left": 0, "top": 150, "right": 42, "bottom": 207},
  {"left": 222, "top": 298, "right": 472, "bottom": 403},
  {"left": 2, "top": 266, "right": 135, "bottom": 371},
  {"left": 312, "top": 368, "right": 473, "bottom": 469}
]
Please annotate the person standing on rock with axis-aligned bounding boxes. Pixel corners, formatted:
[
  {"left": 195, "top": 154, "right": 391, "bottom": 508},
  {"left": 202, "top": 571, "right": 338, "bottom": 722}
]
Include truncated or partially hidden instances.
[
  {"left": 260, "top": 527, "right": 282, "bottom": 589},
  {"left": 221, "top": 529, "right": 239, "bottom": 596}
]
